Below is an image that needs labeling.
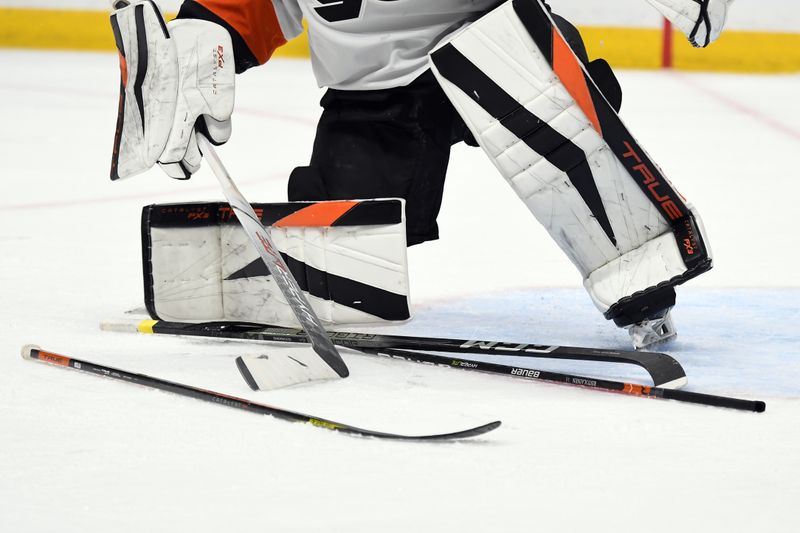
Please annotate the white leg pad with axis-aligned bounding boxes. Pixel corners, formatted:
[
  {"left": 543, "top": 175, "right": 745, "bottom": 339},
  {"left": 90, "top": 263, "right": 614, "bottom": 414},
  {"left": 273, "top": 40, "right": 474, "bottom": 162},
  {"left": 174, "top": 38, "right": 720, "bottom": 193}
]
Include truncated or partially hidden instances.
[{"left": 430, "top": 0, "right": 712, "bottom": 328}]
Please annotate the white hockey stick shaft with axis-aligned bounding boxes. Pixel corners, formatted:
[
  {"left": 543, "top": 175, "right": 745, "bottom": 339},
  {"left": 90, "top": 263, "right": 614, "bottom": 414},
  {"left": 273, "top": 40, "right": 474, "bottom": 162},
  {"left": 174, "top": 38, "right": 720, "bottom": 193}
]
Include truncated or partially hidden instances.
[{"left": 197, "top": 134, "right": 349, "bottom": 381}]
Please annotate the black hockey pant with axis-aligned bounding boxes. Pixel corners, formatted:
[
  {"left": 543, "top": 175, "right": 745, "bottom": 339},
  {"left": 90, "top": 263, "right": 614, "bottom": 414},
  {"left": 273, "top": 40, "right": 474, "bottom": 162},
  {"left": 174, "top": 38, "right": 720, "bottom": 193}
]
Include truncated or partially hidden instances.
[{"left": 288, "top": 14, "right": 619, "bottom": 247}]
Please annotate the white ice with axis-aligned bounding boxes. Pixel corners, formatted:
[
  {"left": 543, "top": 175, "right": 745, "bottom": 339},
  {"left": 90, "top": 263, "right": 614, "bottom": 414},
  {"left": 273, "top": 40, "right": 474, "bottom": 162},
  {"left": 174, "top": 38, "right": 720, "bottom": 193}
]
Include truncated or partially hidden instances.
[{"left": 1, "top": 50, "right": 799, "bottom": 532}]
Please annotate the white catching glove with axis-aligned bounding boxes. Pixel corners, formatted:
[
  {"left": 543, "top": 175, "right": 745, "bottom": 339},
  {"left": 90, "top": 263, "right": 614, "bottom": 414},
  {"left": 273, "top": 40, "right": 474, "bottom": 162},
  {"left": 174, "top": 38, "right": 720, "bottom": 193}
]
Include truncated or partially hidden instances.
[
  {"left": 645, "top": 0, "right": 734, "bottom": 48},
  {"left": 109, "top": 0, "right": 234, "bottom": 180}
]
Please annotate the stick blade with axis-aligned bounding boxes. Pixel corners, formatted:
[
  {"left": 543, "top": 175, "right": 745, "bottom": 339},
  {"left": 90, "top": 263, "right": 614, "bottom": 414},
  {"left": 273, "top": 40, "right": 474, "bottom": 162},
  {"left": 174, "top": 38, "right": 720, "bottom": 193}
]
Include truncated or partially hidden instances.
[
  {"left": 236, "top": 350, "right": 342, "bottom": 391},
  {"left": 657, "top": 375, "right": 688, "bottom": 390},
  {"left": 337, "top": 419, "right": 503, "bottom": 441},
  {"left": 309, "top": 337, "right": 350, "bottom": 378}
]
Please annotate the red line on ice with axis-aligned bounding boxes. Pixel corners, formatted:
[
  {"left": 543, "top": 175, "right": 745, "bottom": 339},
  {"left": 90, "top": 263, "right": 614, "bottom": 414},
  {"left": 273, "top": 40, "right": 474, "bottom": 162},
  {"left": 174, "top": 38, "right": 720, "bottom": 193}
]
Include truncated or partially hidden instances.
[{"left": 670, "top": 73, "right": 800, "bottom": 142}]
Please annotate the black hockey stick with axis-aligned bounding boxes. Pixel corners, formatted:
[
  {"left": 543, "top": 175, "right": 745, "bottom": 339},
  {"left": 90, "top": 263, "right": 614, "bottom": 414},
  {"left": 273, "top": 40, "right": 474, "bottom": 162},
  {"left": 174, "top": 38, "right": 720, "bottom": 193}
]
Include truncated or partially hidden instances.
[
  {"left": 98, "top": 321, "right": 764, "bottom": 412},
  {"left": 373, "top": 348, "right": 765, "bottom": 412},
  {"left": 101, "top": 319, "right": 687, "bottom": 388},
  {"left": 21, "top": 345, "right": 500, "bottom": 441}
]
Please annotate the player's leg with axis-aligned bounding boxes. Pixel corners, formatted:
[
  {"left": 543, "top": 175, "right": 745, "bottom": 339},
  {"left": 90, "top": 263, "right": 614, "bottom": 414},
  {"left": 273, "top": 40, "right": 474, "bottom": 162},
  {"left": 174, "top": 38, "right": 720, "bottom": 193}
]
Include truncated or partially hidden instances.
[
  {"left": 288, "top": 71, "right": 461, "bottom": 246},
  {"left": 429, "top": 2, "right": 712, "bottom": 347}
]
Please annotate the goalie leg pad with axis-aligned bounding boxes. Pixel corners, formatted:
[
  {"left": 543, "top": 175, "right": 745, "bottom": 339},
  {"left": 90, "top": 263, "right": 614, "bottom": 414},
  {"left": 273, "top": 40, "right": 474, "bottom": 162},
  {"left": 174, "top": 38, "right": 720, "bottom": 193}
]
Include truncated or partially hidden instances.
[
  {"left": 429, "top": 0, "right": 712, "bottom": 328},
  {"left": 142, "top": 199, "right": 411, "bottom": 326}
]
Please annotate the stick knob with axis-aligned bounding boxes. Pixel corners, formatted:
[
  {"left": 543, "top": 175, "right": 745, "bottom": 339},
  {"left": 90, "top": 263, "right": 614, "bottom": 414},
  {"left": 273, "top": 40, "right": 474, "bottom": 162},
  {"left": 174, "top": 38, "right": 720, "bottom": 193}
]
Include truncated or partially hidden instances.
[{"left": 21, "top": 344, "right": 40, "bottom": 360}]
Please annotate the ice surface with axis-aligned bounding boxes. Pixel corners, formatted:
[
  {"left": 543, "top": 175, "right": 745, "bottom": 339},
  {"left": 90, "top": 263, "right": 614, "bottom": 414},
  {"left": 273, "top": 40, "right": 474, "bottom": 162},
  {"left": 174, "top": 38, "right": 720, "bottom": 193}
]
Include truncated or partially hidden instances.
[{"left": 1, "top": 50, "right": 799, "bottom": 532}]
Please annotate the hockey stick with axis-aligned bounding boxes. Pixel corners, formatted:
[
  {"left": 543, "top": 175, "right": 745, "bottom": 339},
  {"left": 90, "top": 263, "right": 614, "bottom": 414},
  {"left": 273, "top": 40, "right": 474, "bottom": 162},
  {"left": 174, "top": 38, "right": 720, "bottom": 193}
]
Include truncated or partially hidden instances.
[
  {"left": 373, "top": 348, "right": 765, "bottom": 412},
  {"left": 99, "top": 320, "right": 764, "bottom": 412},
  {"left": 197, "top": 134, "right": 348, "bottom": 384},
  {"left": 22, "top": 345, "right": 500, "bottom": 440},
  {"left": 101, "top": 319, "right": 687, "bottom": 388}
]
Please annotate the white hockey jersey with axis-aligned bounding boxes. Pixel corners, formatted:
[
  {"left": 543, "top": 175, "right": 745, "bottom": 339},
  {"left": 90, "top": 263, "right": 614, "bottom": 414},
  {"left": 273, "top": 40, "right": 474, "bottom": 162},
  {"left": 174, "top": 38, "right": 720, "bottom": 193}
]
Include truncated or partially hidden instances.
[{"left": 182, "top": 0, "right": 504, "bottom": 90}]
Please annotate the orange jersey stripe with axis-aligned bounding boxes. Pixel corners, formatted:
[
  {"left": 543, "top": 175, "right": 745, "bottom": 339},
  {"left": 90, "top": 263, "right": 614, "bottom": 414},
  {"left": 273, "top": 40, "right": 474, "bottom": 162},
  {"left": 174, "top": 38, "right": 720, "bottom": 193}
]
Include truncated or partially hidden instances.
[
  {"left": 552, "top": 29, "right": 603, "bottom": 136},
  {"left": 274, "top": 201, "right": 359, "bottom": 228},
  {"left": 195, "top": 0, "right": 286, "bottom": 64}
]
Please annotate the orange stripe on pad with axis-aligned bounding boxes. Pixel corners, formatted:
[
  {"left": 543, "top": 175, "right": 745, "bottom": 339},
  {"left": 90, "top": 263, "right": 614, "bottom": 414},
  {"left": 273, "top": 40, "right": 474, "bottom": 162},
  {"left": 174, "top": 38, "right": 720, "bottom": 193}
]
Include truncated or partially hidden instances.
[
  {"left": 274, "top": 201, "right": 359, "bottom": 228},
  {"left": 118, "top": 52, "right": 128, "bottom": 88},
  {"left": 552, "top": 29, "right": 603, "bottom": 136}
]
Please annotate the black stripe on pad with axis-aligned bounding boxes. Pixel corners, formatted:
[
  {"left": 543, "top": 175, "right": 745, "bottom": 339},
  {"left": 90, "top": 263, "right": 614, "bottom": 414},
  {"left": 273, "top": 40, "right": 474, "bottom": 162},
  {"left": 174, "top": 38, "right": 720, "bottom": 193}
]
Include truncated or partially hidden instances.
[
  {"left": 513, "top": 0, "right": 553, "bottom": 65},
  {"left": 431, "top": 43, "right": 616, "bottom": 246},
  {"left": 145, "top": 201, "right": 403, "bottom": 228},
  {"left": 133, "top": 4, "right": 148, "bottom": 137},
  {"left": 227, "top": 254, "right": 410, "bottom": 321}
]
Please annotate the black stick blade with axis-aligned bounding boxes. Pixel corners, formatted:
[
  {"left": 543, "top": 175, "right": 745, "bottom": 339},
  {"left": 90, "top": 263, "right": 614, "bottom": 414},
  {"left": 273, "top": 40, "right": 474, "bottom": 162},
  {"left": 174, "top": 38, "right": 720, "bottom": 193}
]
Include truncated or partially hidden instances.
[
  {"left": 332, "top": 420, "right": 502, "bottom": 441},
  {"left": 235, "top": 356, "right": 260, "bottom": 391}
]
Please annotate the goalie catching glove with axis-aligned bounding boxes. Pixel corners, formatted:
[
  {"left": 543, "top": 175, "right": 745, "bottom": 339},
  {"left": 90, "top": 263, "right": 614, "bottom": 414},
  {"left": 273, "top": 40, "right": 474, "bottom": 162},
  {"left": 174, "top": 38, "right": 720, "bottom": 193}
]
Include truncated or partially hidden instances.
[
  {"left": 109, "top": 0, "right": 234, "bottom": 180},
  {"left": 645, "top": 0, "right": 734, "bottom": 48}
]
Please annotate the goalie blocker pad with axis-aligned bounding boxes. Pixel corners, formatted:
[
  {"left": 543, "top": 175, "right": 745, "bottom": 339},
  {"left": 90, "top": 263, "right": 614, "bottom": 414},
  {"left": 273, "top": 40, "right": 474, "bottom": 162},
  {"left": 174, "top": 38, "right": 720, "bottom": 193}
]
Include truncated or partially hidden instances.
[
  {"left": 430, "top": 0, "right": 712, "bottom": 326},
  {"left": 142, "top": 199, "right": 411, "bottom": 326}
]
